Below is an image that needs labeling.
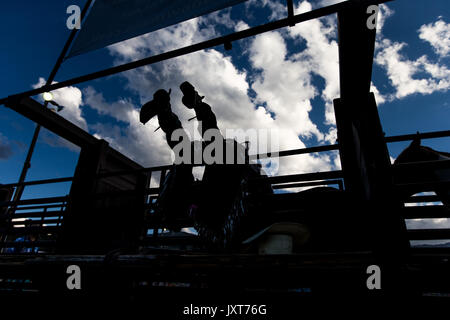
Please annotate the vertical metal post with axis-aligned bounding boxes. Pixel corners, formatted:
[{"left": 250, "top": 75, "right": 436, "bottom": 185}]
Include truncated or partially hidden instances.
[
  {"left": 11, "top": 0, "right": 93, "bottom": 207},
  {"left": 287, "top": 0, "right": 295, "bottom": 26}
]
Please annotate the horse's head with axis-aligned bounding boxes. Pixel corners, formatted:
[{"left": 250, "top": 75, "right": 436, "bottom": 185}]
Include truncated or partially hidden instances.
[
  {"left": 393, "top": 134, "right": 450, "bottom": 207},
  {"left": 394, "top": 136, "right": 441, "bottom": 165}
]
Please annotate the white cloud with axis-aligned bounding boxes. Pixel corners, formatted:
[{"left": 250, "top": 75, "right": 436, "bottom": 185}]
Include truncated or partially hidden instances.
[
  {"left": 377, "top": 3, "right": 394, "bottom": 34},
  {"left": 288, "top": 1, "right": 340, "bottom": 125},
  {"left": 324, "top": 127, "right": 337, "bottom": 144},
  {"left": 235, "top": 21, "right": 250, "bottom": 32},
  {"left": 374, "top": 13, "right": 450, "bottom": 101},
  {"left": 389, "top": 155, "right": 396, "bottom": 165},
  {"left": 375, "top": 38, "right": 450, "bottom": 99},
  {"left": 370, "top": 82, "right": 386, "bottom": 105},
  {"left": 32, "top": 77, "right": 86, "bottom": 151},
  {"left": 249, "top": 32, "right": 333, "bottom": 174},
  {"left": 418, "top": 18, "right": 450, "bottom": 57},
  {"left": 249, "top": 31, "right": 322, "bottom": 140}
]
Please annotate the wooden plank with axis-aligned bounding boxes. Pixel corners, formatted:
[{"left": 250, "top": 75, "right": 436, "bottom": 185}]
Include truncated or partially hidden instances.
[
  {"left": 402, "top": 206, "right": 450, "bottom": 219},
  {"left": 407, "top": 228, "right": 450, "bottom": 240}
]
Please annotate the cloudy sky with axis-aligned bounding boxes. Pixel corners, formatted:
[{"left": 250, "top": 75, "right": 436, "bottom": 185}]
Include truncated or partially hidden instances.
[{"left": 0, "top": 0, "right": 449, "bottom": 236}]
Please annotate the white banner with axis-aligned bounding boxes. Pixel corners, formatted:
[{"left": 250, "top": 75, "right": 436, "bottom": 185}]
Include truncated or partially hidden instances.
[{"left": 67, "top": 0, "right": 250, "bottom": 58}]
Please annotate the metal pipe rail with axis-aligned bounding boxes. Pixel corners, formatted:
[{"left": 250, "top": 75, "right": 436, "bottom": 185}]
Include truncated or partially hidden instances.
[
  {"left": 0, "top": 177, "right": 73, "bottom": 189},
  {"left": 1, "top": 128, "right": 447, "bottom": 191},
  {"left": 250, "top": 170, "right": 343, "bottom": 185},
  {"left": 272, "top": 179, "right": 344, "bottom": 190},
  {"left": 0, "top": 196, "right": 68, "bottom": 208},
  {"left": 385, "top": 130, "right": 450, "bottom": 143}
]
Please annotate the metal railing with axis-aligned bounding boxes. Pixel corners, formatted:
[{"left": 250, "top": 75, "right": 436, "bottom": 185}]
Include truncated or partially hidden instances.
[
  {"left": 0, "top": 196, "right": 67, "bottom": 253},
  {"left": 388, "top": 130, "right": 450, "bottom": 243},
  {"left": 1, "top": 129, "right": 449, "bottom": 252}
]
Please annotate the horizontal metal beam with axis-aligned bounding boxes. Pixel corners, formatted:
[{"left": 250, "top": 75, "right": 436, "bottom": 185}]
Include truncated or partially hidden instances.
[
  {"left": 251, "top": 144, "right": 338, "bottom": 160},
  {"left": 0, "top": 176, "right": 73, "bottom": 189},
  {"left": 4, "top": 97, "right": 98, "bottom": 148},
  {"left": 10, "top": 218, "right": 62, "bottom": 225},
  {"left": 402, "top": 206, "right": 450, "bottom": 219},
  {"left": 88, "top": 145, "right": 340, "bottom": 180},
  {"left": 14, "top": 204, "right": 66, "bottom": 211},
  {"left": 404, "top": 195, "right": 442, "bottom": 203},
  {"left": 0, "top": 196, "right": 68, "bottom": 208},
  {"left": 393, "top": 159, "right": 450, "bottom": 173},
  {"left": 395, "top": 181, "right": 450, "bottom": 194},
  {"left": 385, "top": 130, "right": 450, "bottom": 143},
  {"left": 251, "top": 170, "right": 343, "bottom": 185},
  {"left": 272, "top": 179, "right": 343, "bottom": 189},
  {"left": 2, "top": 130, "right": 448, "bottom": 191},
  {"left": 0, "top": 0, "right": 392, "bottom": 104},
  {"left": 10, "top": 211, "right": 65, "bottom": 219}
]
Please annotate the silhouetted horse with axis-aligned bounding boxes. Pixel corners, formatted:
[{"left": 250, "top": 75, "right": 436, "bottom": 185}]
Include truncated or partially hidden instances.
[{"left": 393, "top": 137, "right": 450, "bottom": 207}]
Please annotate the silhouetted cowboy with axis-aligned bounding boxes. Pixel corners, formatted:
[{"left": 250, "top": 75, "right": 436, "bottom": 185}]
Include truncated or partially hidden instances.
[
  {"left": 140, "top": 89, "right": 183, "bottom": 149},
  {"left": 140, "top": 82, "right": 272, "bottom": 248},
  {"left": 180, "top": 81, "right": 219, "bottom": 137}
]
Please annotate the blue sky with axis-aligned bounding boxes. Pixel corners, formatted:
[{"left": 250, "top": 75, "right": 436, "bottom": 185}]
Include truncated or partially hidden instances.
[{"left": 0, "top": 0, "right": 449, "bottom": 222}]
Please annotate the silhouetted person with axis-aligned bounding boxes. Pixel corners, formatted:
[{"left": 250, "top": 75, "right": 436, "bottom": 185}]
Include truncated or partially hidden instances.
[
  {"left": 140, "top": 89, "right": 183, "bottom": 149},
  {"left": 180, "top": 81, "right": 219, "bottom": 137},
  {"left": 140, "top": 82, "right": 272, "bottom": 248}
]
